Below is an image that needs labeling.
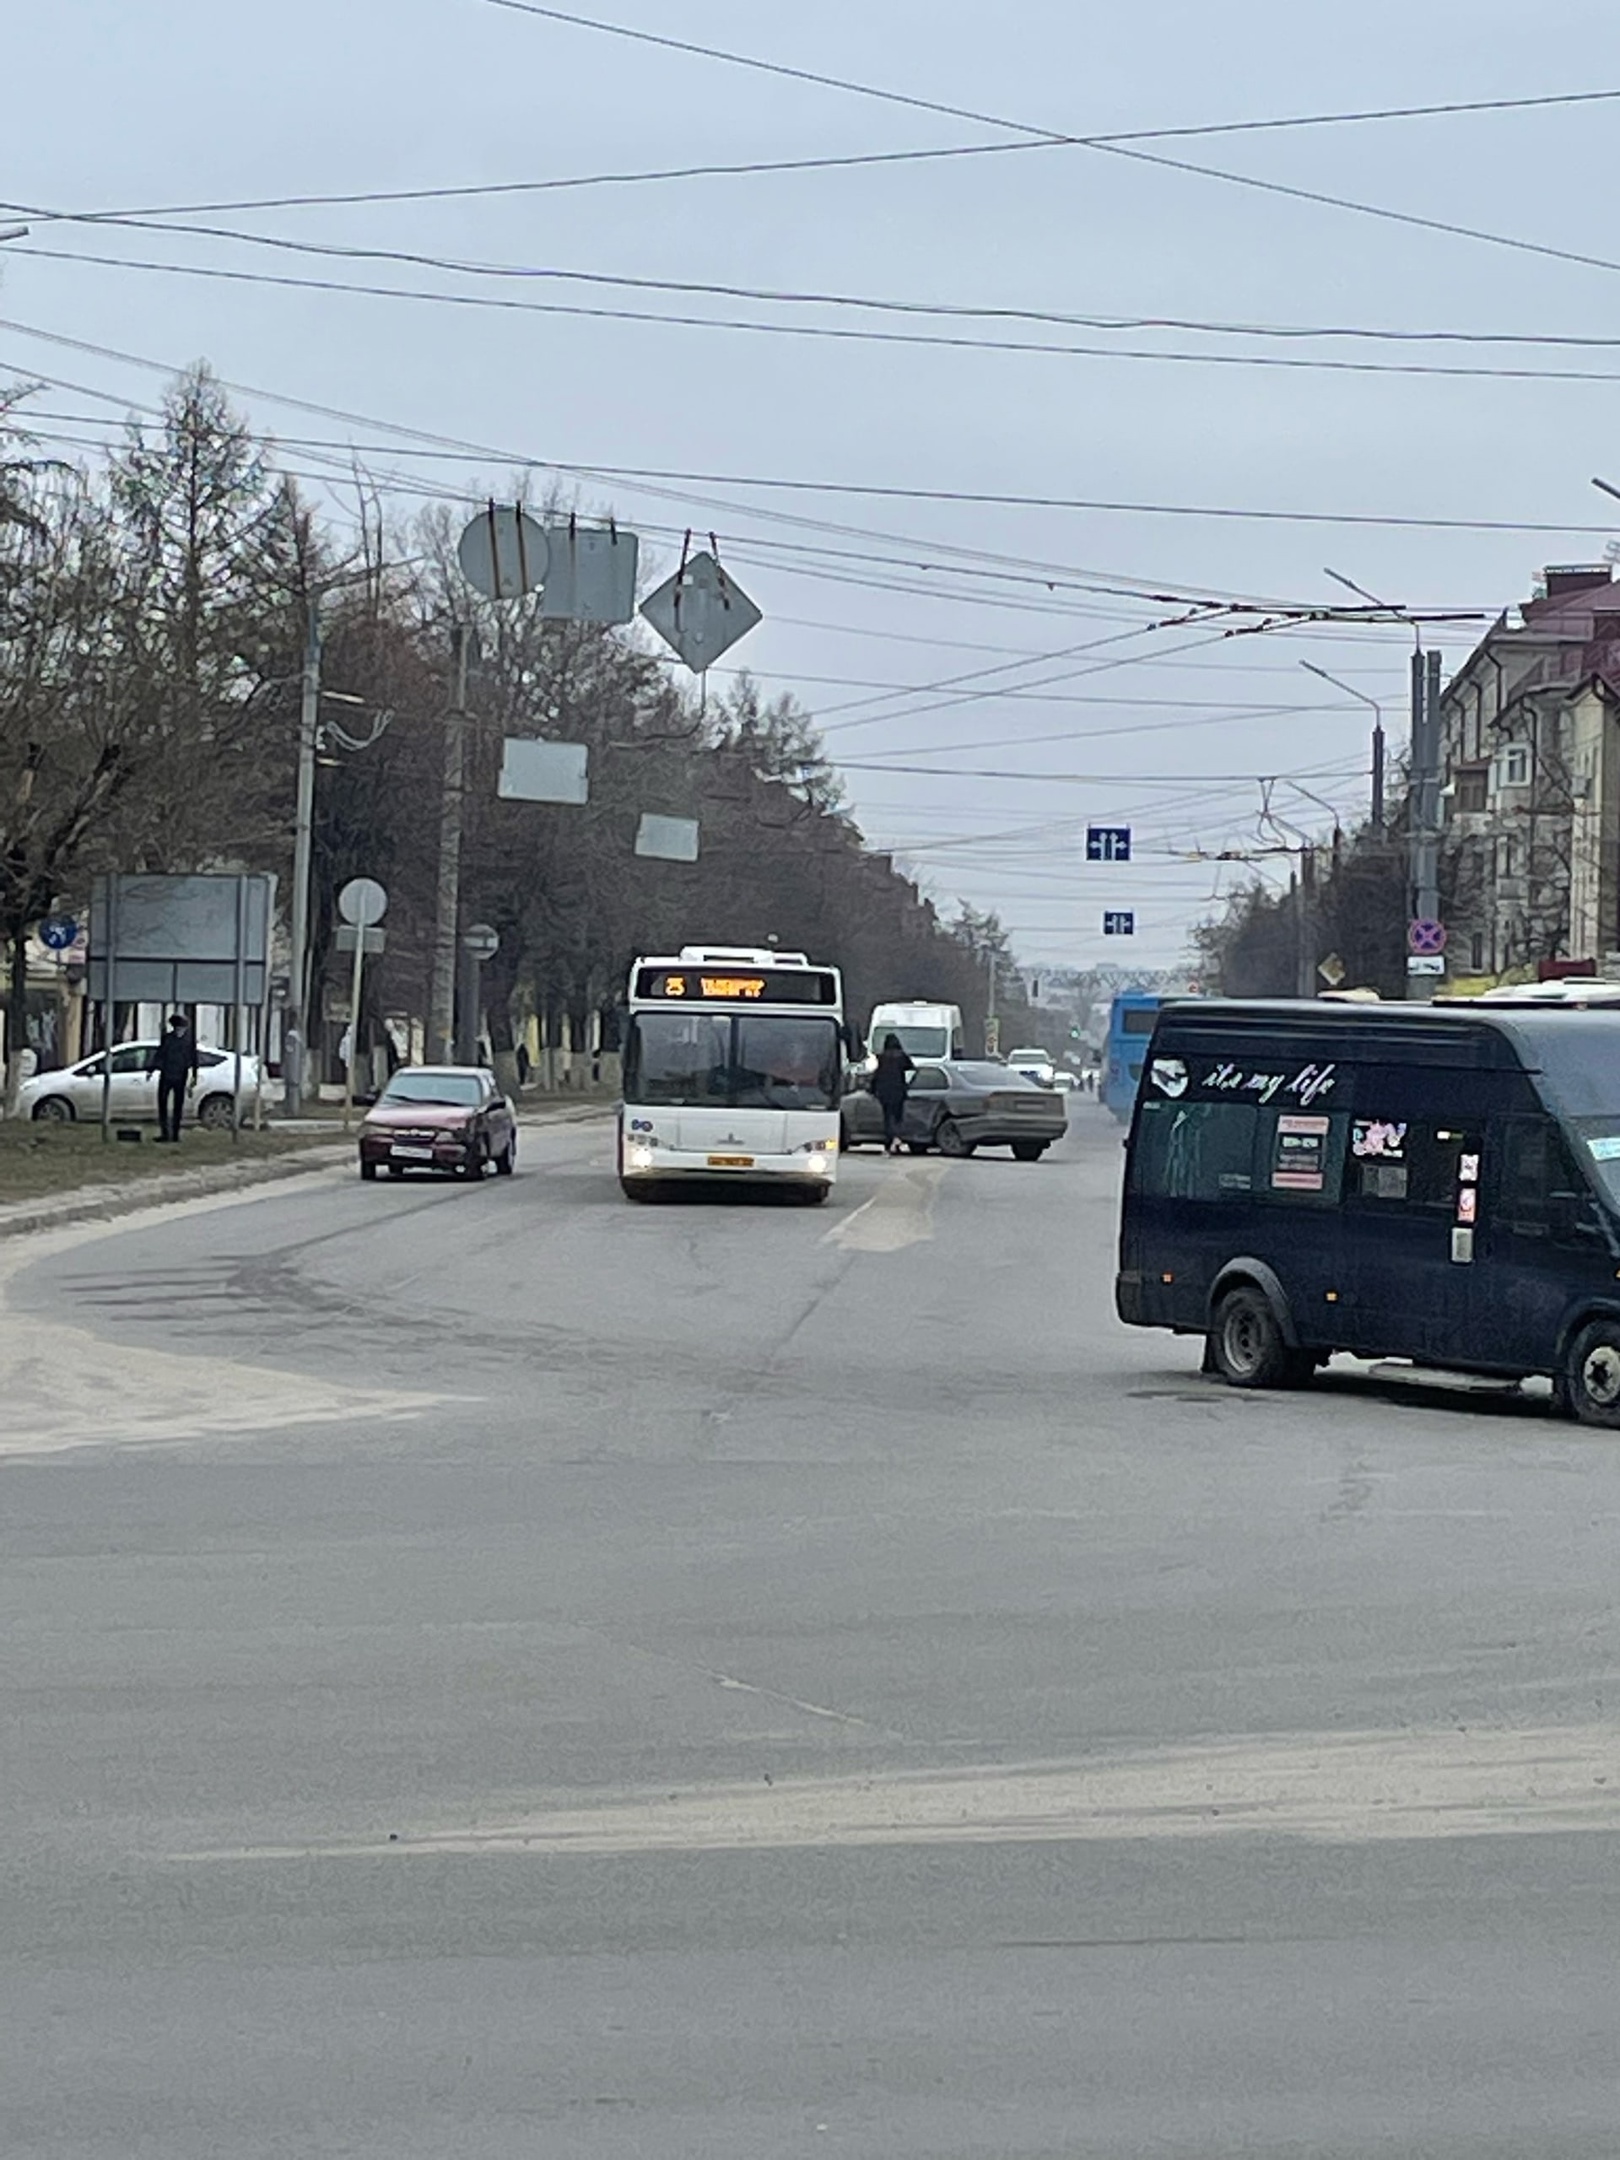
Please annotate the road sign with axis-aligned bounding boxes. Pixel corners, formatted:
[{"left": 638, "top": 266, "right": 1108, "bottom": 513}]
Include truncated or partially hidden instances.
[
  {"left": 538, "top": 523, "right": 639, "bottom": 625},
  {"left": 334, "top": 925, "right": 386, "bottom": 955},
  {"left": 1087, "top": 825, "right": 1132, "bottom": 863},
  {"left": 38, "top": 914, "right": 78, "bottom": 950},
  {"left": 1103, "top": 910, "right": 1136, "bottom": 936},
  {"left": 337, "top": 877, "right": 388, "bottom": 928},
  {"left": 1406, "top": 953, "right": 1446, "bottom": 976},
  {"left": 1408, "top": 918, "right": 1447, "bottom": 956},
  {"left": 639, "top": 552, "right": 762, "bottom": 672},
  {"left": 462, "top": 922, "right": 500, "bottom": 962},
  {"left": 1318, "top": 951, "right": 1347, "bottom": 988},
  {"left": 457, "top": 506, "right": 548, "bottom": 601},
  {"left": 498, "top": 738, "right": 590, "bottom": 804},
  {"left": 635, "top": 813, "right": 701, "bottom": 862}
]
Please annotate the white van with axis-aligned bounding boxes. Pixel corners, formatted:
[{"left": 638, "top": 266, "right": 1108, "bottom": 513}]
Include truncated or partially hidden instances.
[{"left": 864, "top": 1001, "right": 966, "bottom": 1066}]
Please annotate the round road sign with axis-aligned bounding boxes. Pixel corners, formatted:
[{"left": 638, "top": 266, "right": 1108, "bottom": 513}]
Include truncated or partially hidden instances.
[
  {"left": 457, "top": 506, "right": 549, "bottom": 601},
  {"left": 337, "top": 877, "right": 388, "bottom": 928},
  {"left": 1408, "top": 918, "right": 1447, "bottom": 957},
  {"left": 38, "top": 914, "right": 79, "bottom": 950},
  {"left": 462, "top": 921, "right": 500, "bottom": 962}
]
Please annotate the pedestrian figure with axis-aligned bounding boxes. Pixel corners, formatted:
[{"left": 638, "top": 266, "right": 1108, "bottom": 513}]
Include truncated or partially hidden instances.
[
  {"left": 870, "top": 1031, "right": 914, "bottom": 1156},
  {"left": 147, "top": 1013, "right": 199, "bottom": 1142}
]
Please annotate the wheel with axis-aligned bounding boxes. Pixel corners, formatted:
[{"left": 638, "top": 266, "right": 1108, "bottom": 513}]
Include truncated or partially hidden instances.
[
  {"left": 935, "top": 1119, "right": 973, "bottom": 1159},
  {"left": 31, "top": 1096, "right": 75, "bottom": 1122},
  {"left": 1564, "top": 1320, "right": 1620, "bottom": 1427},
  {"left": 1209, "top": 1284, "right": 1314, "bottom": 1390},
  {"left": 359, "top": 1159, "right": 378, "bottom": 1181},
  {"left": 457, "top": 1144, "right": 486, "bottom": 1180},
  {"left": 1010, "top": 1140, "right": 1047, "bottom": 1162},
  {"left": 495, "top": 1137, "right": 516, "bottom": 1175},
  {"left": 197, "top": 1093, "right": 234, "bottom": 1131},
  {"left": 387, "top": 1164, "right": 407, "bottom": 1178}
]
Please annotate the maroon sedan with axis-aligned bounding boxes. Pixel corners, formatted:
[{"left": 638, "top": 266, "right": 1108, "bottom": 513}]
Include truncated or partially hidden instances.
[{"left": 357, "top": 1066, "right": 517, "bottom": 1181}]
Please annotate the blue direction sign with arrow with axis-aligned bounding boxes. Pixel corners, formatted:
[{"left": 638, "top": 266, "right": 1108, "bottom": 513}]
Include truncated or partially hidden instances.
[
  {"left": 1103, "top": 911, "right": 1136, "bottom": 936},
  {"left": 1087, "top": 825, "right": 1132, "bottom": 863},
  {"left": 38, "top": 914, "right": 78, "bottom": 950}
]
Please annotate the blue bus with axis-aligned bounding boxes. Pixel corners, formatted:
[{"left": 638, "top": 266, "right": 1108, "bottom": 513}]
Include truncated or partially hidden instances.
[{"left": 1104, "top": 992, "right": 1167, "bottom": 1122}]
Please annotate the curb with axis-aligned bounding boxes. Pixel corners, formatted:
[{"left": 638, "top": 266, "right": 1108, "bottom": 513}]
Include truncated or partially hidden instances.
[{"left": 0, "top": 1100, "right": 614, "bottom": 1243}]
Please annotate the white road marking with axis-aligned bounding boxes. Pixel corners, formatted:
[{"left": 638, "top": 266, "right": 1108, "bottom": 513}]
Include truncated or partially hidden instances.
[
  {"left": 0, "top": 1181, "right": 449, "bottom": 1456},
  {"left": 187, "top": 1722, "right": 1620, "bottom": 1861},
  {"left": 823, "top": 1160, "right": 946, "bottom": 1253}
]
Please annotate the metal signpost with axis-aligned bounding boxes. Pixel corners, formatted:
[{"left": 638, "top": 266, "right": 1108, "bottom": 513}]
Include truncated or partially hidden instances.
[
  {"left": 459, "top": 922, "right": 499, "bottom": 1066},
  {"left": 337, "top": 878, "right": 387, "bottom": 1128}
]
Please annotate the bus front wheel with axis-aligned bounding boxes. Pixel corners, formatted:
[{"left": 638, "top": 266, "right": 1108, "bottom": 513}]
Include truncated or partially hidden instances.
[
  {"left": 1209, "top": 1285, "right": 1313, "bottom": 1391},
  {"left": 1564, "top": 1320, "right": 1620, "bottom": 1427}
]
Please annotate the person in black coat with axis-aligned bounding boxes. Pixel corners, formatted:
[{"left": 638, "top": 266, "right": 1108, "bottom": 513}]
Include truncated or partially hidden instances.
[
  {"left": 870, "top": 1032, "right": 915, "bottom": 1157},
  {"left": 146, "top": 1014, "right": 199, "bottom": 1142}
]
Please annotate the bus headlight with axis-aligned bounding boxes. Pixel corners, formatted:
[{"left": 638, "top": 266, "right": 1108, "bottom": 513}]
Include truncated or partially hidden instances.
[{"left": 625, "top": 1143, "right": 655, "bottom": 1171}]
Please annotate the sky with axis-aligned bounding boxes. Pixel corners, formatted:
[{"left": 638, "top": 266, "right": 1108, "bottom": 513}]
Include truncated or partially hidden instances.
[{"left": 8, "top": 0, "right": 1620, "bottom": 976}]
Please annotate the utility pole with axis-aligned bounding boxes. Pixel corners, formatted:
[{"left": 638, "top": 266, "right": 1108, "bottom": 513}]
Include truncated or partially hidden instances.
[
  {"left": 284, "top": 597, "right": 321, "bottom": 1114},
  {"left": 1407, "top": 646, "right": 1444, "bottom": 1000},
  {"left": 1298, "top": 661, "right": 1385, "bottom": 832},
  {"left": 428, "top": 625, "right": 470, "bottom": 1065},
  {"left": 1296, "top": 846, "right": 1317, "bottom": 998}
]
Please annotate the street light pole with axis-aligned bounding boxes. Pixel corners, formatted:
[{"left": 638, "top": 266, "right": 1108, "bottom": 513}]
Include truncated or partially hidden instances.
[
  {"left": 428, "top": 625, "right": 471, "bottom": 1066},
  {"left": 284, "top": 596, "right": 321, "bottom": 1114},
  {"left": 1299, "top": 661, "right": 1386, "bottom": 831}
]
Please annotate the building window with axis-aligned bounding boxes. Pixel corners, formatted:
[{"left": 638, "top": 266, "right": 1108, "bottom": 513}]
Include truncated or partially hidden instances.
[
  {"left": 1470, "top": 932, "right": 1485, "bottom": 971},
  {"left": 1456, "top": 766, "right": 1489, "bottom": 814},
  {"left": 1500, "top": 744, "right": 1531, "bottom": 787}
]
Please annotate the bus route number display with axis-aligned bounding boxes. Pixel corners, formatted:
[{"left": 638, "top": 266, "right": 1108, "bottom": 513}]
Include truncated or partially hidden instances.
[{"left": 634, "top": 966, "right": 838, "bottom": 1006}]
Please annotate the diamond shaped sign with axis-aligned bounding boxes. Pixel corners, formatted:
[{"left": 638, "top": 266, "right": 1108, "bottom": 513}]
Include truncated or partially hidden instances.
[{"left": 639, "top": 552, "right": 762, "bottom": 672}]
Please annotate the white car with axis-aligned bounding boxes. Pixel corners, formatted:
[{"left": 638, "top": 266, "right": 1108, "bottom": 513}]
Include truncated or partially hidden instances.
[
  {"left": 1005, "top": 1046, "right": 1057, "bottom": 1088},
  {"left": 19, "top": 1043, "right": 263, "bottom": 1129}
]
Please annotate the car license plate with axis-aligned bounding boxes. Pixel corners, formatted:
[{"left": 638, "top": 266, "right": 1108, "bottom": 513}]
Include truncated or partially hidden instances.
[
  {"left": 707, "top": 1153, "right": 754, "bottom": 1168},
  {"left": 393, "top": 1145, "right": 435, "bottom": 1160}
]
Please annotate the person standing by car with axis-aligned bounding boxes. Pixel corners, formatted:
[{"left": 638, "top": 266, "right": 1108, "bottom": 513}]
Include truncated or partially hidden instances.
[
  {"left": 870, "top": 1032, "right": 914, "bottom": 1156},
  {"left": 146, "top": 1014, "right": 199, "bottom": 1142}
]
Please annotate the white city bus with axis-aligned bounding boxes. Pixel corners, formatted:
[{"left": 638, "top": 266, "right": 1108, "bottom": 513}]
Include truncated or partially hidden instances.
[{"left": 619, "top": 946, "right": 845, "bottom": 1203}]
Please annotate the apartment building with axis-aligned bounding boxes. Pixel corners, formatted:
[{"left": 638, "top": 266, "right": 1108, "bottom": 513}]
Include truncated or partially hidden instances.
[{"left": 1439, "top": 564, "right": 1620, "bottom": 976}]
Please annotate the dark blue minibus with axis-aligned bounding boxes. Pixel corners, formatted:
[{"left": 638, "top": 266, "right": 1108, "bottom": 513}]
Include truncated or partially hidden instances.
[{"left": 1115, "top": 1000, "right": 1620, "bottom": 1426}]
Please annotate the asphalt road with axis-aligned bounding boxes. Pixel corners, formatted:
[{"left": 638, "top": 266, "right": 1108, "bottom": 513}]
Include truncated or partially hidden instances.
[{"left": 7, "top": 1104, "right": 1620, "bottom": 2157}]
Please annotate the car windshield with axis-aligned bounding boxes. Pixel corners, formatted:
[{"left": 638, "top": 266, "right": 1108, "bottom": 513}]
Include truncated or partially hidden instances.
[
  {"left": 872, "top": 1025, "right": 950, "bottom": 1058},
  {"left": 381, "top": 1072, "right": 483, "bottom": 1106},
  {"left": 627, "top": 1014, "right": 842, "bottom": 1110}
]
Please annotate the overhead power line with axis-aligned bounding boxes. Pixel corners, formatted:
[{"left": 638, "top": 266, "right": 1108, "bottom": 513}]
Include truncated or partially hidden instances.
[{"left": 26, "top": 240, "right": 1620, "bottom": 384}]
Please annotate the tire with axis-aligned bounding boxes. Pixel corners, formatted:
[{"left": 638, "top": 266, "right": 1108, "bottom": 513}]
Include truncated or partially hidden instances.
[
  {"left": 387, "top": 1164, "right": 406, "bottom": 1178},
  {"left": 1010, "top": 1140, "right": 1047, "bottom": 1162},
  {"left": 359, "top": 1159, "right": 378, "bottom": 1181},
  {"left": 31, "top": 1096, "right": 75, "bottom": 1123},
  {"left": 936, "top": 1119, "right": 973, "bottom": 1159},
  {"left": 495, "top": 1137, "right": 516, "bottom": 1176},
  {"left": 197, "top": 1093, "right": 234, "bottom": 1132},
  {"left": 1564, "top": 1319, "right": 1620, "bottom": 1427},
  {"left": 1209, "top": 1284, "right": 1314, "bottom": 1391},
  {"left": 457, "top": 1144, "right": 486, "bottom": 1181}
]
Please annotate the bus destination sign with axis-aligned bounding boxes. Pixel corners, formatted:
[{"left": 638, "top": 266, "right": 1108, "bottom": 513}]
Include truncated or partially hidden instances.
[{"left": 634, "top": 966, "right": 838, "bottom": 1007}]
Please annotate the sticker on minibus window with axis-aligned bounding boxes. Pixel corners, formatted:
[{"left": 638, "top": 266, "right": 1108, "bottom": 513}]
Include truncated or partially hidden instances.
[
  {"left": 1457, "top": 1187, "right": 1478, "bottom": 1225},
  {"left": 1459, "top": 1153, "right": 1480, "bottom": 1184},
  {"left": 1589, "top": 1135, "right": 1620, "bottom": 1163},
  {"left": 1272, "top": 1114, "right": 1331, "bottom": 1192},
  {"left": 1353, "top": 1119, "right": 1406, "bottom": 1160}
]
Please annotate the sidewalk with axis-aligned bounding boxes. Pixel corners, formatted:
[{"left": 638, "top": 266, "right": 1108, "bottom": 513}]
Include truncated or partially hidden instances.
[{"left": 0, "top": 1098, "right": 612, "bottom": 1243}]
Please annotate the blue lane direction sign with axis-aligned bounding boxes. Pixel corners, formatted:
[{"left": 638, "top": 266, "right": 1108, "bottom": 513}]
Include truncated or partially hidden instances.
[
  {"left": 1103, "top": 910, "right": 1136, "bottom": 936},
  {"left": 1087, "top": 825, "right": 1132, "bottom": 863},
  {"left": 38, "top": 914, "right": 78, "bottom": 950}
]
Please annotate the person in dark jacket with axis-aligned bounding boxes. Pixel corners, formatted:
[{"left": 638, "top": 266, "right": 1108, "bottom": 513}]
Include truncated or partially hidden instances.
[
  {"left": 147, "top": 1014, "right": 199, "bottom": 1142},
  {"left": 870, "top": 1032, "right": 914, "bottom": 1156}
]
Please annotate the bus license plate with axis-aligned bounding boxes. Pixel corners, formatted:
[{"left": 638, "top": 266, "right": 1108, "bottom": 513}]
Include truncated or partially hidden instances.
[{"left": 707, "top": 1154, "right": 755, "bottom": 1168}]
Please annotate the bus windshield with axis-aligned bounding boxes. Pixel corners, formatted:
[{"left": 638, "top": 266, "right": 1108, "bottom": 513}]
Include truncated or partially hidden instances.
[
  {"left": 871, "top": 1025, "right": 950, "bottom": 1059},
  {"left": 627, "top": 1013, "right": 842, "bottom": 1110}
]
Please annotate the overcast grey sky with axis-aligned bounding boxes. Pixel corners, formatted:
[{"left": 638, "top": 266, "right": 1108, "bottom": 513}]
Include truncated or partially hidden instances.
[{"left": 8, "top": 1, "right": 1620, "bottom": 972}]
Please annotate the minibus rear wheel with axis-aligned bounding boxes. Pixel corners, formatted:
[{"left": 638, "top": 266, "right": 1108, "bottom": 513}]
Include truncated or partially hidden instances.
[
  {"left": 1210, "top": 1284, "right": 1314, "bottom": 1391},
  {"left": 1564, "top": 1320, "right": 1620, "bottom": 1427}
]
